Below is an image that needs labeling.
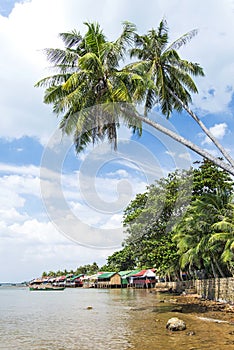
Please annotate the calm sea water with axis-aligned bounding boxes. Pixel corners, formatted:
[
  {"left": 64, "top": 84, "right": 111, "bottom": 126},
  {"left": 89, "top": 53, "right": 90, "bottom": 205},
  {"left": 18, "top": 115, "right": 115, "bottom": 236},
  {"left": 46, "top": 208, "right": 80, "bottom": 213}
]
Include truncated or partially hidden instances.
[{"left": 0, "top": 286, "right": 234, "bottom": 350}]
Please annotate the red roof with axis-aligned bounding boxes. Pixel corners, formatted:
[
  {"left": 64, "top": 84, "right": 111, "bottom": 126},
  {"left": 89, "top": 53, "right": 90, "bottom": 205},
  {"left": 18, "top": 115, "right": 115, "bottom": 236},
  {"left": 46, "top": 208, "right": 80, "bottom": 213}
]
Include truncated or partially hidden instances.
[
  {"left": 131, "top": 268, "right": 156, "bottom": 277},
  {"left": 56, "top": 275, "right": 66, "bottom": 281},
  {"left": 132, "top": 269, "right": 147, "bottom": 277}
]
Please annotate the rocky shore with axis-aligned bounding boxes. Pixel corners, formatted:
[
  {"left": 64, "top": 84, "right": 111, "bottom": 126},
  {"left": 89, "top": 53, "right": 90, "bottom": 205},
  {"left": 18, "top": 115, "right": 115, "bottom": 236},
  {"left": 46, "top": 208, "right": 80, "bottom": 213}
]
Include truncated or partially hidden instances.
[{"left": 170, "top": 294, "right": 234, "bottom": 324}]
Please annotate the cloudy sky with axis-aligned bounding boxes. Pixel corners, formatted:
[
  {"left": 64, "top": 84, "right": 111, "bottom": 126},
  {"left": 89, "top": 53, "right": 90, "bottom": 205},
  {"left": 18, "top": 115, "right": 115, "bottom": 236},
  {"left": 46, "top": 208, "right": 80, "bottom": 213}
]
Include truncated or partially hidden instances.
[{"left": 1, "top": 0, "right": 234, "bottom": 282}]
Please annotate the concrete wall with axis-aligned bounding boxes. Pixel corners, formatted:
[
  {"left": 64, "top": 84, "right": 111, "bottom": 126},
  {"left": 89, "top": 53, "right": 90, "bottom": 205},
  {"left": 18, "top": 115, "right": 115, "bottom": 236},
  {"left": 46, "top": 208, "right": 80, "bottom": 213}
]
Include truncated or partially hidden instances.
[
  {"left": 195, "top": 277, "right": 234, "bottom": 303},
  {"left": 155, "top": 277, "right": 234, "bottom": 303}
]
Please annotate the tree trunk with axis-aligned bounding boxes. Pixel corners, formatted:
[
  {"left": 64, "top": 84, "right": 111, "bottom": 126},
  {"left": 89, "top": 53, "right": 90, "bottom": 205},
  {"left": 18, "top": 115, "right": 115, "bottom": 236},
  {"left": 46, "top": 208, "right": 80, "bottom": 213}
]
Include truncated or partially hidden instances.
[
  {"left": 213, "top": 256, "right": 226, "bottom": 278},
  {"left": 135, "top": 113, "right": 234, "bottom": 176},
  {"left": 210, "top": 259, "right": 218, "bottom": 278},
  {"left": 168, "top": 89, "right": 234, "bottom": 168}
]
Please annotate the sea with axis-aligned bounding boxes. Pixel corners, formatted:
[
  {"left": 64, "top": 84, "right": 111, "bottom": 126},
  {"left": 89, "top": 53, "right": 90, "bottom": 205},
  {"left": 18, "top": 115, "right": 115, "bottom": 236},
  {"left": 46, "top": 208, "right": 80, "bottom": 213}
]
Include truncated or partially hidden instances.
[{"left": 0, "top": 286, "right": 234, "bottom": 350}]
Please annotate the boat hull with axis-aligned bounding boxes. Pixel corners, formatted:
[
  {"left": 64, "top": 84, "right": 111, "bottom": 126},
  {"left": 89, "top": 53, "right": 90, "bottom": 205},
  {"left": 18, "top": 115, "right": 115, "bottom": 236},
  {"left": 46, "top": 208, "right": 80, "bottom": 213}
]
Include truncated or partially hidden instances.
[{"left": 29, "top": 285, "right": 65, "bottom": 291}]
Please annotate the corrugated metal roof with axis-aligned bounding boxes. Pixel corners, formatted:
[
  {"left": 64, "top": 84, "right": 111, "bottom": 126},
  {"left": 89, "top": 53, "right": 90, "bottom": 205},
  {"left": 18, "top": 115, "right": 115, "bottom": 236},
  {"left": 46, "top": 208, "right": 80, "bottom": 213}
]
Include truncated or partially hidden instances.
[
  {"left": 56, "top": 275, "right": 66, "bottom": 281},
  {"left": 124, "top": 269, "right": 142, "bottom": 277},
  {"left": 131, "top": 269, "right": 147, "bottom": 277},
  {"left": 131, "top": 269, "right": 156, "bottom": 277},
  {"left": 118, "top": 271, "right": 132, "bottom": 277},
  {"left": 97, "top": 272, "right": 116, "bottom": 279},
  {"left": 70, "top": 274, "right": 84, "bottom": 281}
]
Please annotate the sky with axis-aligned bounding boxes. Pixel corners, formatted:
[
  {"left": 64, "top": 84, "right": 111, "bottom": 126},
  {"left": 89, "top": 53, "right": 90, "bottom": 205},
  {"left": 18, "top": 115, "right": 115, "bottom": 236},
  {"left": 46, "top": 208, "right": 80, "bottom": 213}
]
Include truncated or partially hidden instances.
[{"left": 0, "top": 0, "right": 234, "bottom": 282}]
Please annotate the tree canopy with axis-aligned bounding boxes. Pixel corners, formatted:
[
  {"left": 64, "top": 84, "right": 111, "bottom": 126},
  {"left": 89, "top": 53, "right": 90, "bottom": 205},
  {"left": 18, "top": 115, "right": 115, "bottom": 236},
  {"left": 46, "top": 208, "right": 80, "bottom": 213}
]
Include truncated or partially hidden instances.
[
  {"left": 105, "top": 160, "right": 234, "bottom": 279},
  {"left": 36, "top": 19, "right": 234, "bottom": 175}
]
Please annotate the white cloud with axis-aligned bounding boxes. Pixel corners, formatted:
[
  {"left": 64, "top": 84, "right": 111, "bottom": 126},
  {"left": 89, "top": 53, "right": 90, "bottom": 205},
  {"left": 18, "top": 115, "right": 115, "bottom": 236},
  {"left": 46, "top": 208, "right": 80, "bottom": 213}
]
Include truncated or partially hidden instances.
[
  {"left": 0, "top": 164, "right": 41, "bottom": 216},
  {"left": 0, "top": 158, "right": 146, "bottom": 280},
  {"left": 203, "top": 148, "right": 219, "bottom": 158},
  {"left": 100, "top": 214, "right": 123, "bottom": 230},
  {"left": 0, "top": 160, "right": 122, "bottom": 281},
  {"left": 165, "top": 151, "right": 176, "bottom": 157},
  {"left": 0, "top": 207, "right": 28, "bottom": 224},
  {"left": 0, "top": 163, "right": 39, "bottom": 176},
  {"left": 202, "top": 123, "right": 228, "bottom": 145},
  {"left": 107, "top": 169, "right": 129, "bottom": 178},
  {"left": 165, "top": 150, "right": 191, "bottom": 162},
  {"left": 9, "top": 219, "right": 67, "bottom": 245},
  {"left": 178, "top": 152, "right": 192, "bottom": 161},
  {"left": 0, "top": 221, "right": 113, "bottom": 281}
]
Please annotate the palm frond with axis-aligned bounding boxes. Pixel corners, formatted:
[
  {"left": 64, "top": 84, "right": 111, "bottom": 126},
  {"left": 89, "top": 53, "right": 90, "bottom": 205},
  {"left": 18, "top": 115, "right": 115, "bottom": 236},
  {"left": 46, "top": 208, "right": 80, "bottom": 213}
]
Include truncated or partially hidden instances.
[
  {"left": 59, "top": 30, "right": 83, "bottom": 49},
  {"left": 167, "top": 29, "right": 198, "bottom": 51},
  {"left": 78, "top": 52, "right": 103, "bottom": 74},
  {"left": 34, "top": 73, "right": 71, "bottom": 88},
  {"left": 43, "top": 85, "right": 65, "bottom": 105},
  {"left": 44, "top": 48, "right": 79, "bottom": 67},
  {"left": 114, "top": 21, "right": 136, "bottom": 57},
  {"left": 83, "top": 21, "right": 106, "bottom": 58}
]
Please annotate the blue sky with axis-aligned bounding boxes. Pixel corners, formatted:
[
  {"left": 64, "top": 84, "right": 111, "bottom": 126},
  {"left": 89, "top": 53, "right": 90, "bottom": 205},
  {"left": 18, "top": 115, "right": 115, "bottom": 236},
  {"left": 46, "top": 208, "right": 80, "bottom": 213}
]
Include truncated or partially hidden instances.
[{"left": 0, "top": 0, "right": 234, "bottom": 282}]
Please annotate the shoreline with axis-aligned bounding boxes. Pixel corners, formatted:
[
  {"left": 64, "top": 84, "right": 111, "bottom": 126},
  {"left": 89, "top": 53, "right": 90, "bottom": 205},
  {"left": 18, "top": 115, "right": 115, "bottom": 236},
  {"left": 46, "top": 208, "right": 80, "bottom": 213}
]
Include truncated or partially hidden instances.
[{"left": 170, "top": 293, "right": 234, "bottom": 323}]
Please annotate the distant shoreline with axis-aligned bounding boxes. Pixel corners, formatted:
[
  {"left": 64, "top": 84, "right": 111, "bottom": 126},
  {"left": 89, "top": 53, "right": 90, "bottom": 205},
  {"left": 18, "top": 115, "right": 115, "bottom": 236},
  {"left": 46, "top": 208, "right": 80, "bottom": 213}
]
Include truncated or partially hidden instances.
[{"left": 0, "top": 282, "right": 28, "bottom": 287}]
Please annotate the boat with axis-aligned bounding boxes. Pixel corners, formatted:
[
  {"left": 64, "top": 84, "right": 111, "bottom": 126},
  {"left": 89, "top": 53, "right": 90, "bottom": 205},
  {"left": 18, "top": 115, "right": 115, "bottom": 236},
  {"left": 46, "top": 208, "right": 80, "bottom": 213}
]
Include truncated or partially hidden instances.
[{"left": 29, "top": 283, "right": 65, "bottom": 291}]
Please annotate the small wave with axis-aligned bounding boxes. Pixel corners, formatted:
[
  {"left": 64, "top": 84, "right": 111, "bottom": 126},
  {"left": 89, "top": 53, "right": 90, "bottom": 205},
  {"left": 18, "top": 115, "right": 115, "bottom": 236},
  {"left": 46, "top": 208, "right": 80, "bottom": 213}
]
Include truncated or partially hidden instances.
[{"left": 197, "top": 316, "right": 229, "bottom": 323}]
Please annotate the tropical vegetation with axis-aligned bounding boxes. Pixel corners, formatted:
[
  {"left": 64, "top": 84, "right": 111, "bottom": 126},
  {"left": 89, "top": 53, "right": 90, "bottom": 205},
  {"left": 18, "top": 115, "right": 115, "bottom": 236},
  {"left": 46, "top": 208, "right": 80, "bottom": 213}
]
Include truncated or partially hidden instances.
[
  {"left": 41, "top": 162, "right": 233, "bottom": 281},
  {"left": 42, "top": 262, "right": 99, "bottom": 277},
  {"left": 36, "top": 19, "right": 234, "bottom": 175},
  {"left": 104, "top": 160, "right": 234, "bottom": 279},
  {"left": 36, "top": 21, "right": 234, "bottom": 280}
]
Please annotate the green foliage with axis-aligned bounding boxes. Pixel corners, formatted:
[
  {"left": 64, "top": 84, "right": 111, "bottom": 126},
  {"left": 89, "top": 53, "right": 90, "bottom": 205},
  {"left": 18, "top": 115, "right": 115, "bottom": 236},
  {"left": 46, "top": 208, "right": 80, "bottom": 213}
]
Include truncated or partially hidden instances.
[
  {"left": 36, "top": 19, "right": 234, "bottom": 174},
  {"left": 74, "top": 262, "right": 99, "bottom": 275},
  {"left": 192, "top": 159, "right": 233, "bottom": 196},
  {"left": 36, "top": 20, "right": 234, "bottom": 279},
  {"left": 106, "top": 160, "right": 233, "bottom": 279},
  {"left": 100, "top": 246, "right": 136, "bottom": 272},
  {"left": 35, "top": 21, "right": 142, "bottom": 152},
  {"left": 173, "top": 161, "right": 234, "bottom": 277},
  {"left": 123, "top": 192, "right": 148, "bottom": 225},
  {"left": 129, "top": 19, "right": 204, "bottom": 117},
  {"left": 120, "top": 168, "right": 192, "bottom": 276},
  {"left": 42, "top": 262, "right": 99, "bottom": 277},
  {"left": 40, "top": 161, "right": 233, "bottom": 280}
]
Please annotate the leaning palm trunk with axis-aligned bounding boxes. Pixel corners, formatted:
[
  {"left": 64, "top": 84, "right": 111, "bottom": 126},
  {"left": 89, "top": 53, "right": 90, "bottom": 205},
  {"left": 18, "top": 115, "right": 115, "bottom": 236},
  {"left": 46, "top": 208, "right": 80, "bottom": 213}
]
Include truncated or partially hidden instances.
[
  {"left": 36, "top": 20, "right": 234, "bottom": 177},
  {"left": 133, "top": 111, "right": 234, "bottom": 176},
  {"left": 169, "top": 88, "right": 234, "bottom": 167},
  {"left": 128, "top": 20, "right": 234, "bottom": 172}
]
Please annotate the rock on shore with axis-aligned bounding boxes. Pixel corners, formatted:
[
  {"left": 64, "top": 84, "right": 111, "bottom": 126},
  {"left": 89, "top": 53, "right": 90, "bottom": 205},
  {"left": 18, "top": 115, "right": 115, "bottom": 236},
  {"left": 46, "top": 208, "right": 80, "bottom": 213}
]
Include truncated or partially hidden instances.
[{"left": 166, "top": 317, "right": 186, "bottom": 331}]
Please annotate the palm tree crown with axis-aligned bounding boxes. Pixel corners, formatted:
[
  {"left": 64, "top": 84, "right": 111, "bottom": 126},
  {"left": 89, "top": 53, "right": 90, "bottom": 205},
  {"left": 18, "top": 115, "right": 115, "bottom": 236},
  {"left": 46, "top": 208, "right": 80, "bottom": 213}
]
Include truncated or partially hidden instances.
[
  {"left": 129, "top": 19, "right": 204, "bottom": 117},
  {"left": 35, "top": 21, "right": 140, "bottom": 151},
  {"left": 35, "top": 19, "right": 234, "bottom": 175},
  {"left": 128, "top": 20, "right": 234, "bottom": 168}
]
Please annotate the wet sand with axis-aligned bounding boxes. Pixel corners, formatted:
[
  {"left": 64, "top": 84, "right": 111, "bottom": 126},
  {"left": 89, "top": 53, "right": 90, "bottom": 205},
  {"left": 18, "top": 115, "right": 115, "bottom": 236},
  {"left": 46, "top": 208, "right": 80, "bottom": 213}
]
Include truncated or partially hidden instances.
[
  {"left": 127, "top": 292, "right": 234, "bottom": 349},
  {"left": 173, "top": 294, "right": 234, "bottom": 323}
]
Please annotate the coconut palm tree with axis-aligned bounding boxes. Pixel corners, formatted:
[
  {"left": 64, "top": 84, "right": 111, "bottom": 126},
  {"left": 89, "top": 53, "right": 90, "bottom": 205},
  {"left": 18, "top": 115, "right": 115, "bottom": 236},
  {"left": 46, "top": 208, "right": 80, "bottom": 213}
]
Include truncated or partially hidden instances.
[
  {"left": 36, "top": 20, "right": 234, "bottom": 175},
  {"left": 129, "top": 20, "right": 234, "bottom": 167},
  {"left": 128, "top": 19, "right": 234, "bottom": 168},
  {"left": 35, "top": 21, "right": 142, "bottom": 152},
  {"left": 173, "top": 203, "right": 216, "bottom": 277},
  {"left": 209, "top": 196, "right": 234, "bottom": 274},
  {"left": 173, "top": 188, "right": 234, "bottom": 277}
]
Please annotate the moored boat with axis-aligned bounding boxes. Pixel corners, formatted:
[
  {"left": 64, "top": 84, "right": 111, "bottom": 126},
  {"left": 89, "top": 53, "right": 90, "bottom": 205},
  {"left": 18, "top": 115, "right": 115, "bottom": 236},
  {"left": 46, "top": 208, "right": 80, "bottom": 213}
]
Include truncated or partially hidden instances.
[{"left": 29, "top": 283, "right": 65, "bottom": 291}]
